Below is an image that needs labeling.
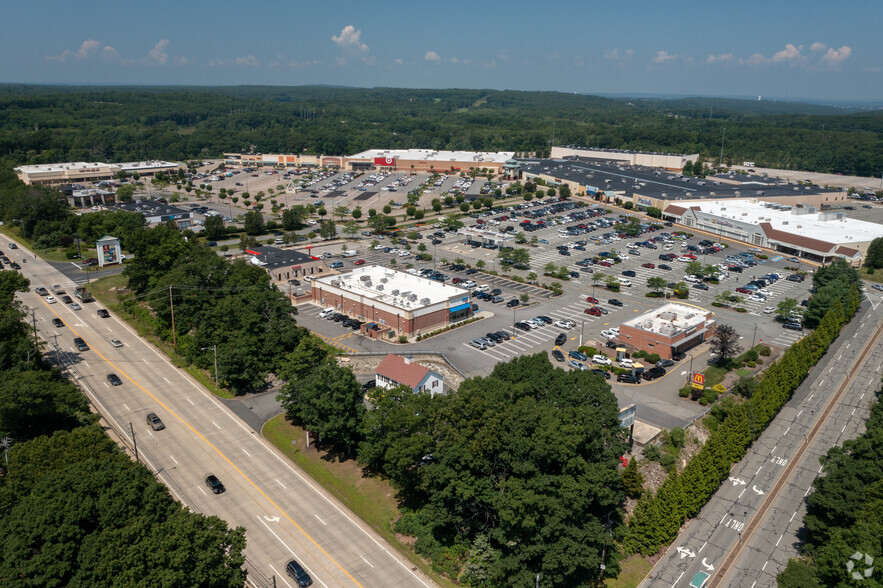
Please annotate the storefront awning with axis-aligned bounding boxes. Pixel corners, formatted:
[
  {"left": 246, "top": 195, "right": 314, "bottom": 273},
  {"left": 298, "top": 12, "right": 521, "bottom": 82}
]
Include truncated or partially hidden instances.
[{"left": 449, "top": 303, "right": 471, "bottom": 313}]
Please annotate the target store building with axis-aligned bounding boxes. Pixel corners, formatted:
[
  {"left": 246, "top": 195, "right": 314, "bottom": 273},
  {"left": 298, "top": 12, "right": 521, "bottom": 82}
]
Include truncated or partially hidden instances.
[{"left": 342, "top": 149, "right": 514, "bottom": 173}]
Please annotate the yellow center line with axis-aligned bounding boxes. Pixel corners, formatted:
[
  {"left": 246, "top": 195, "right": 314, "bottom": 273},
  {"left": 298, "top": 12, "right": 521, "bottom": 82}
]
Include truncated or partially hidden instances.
[{"left": 42, "top": 298, "right": 363, "bottom": 587}]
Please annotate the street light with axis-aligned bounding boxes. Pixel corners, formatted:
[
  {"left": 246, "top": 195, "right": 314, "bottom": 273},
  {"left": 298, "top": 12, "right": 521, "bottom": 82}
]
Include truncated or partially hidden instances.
[{"left": 201, "top": 345, "right": 218, "bottom": 388}]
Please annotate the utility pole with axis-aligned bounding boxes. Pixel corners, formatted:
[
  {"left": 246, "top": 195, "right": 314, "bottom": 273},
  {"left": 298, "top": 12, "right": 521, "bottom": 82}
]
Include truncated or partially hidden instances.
[
  {"left": 169, "top": 286, "right": 176, "bottom": 346},
  {"left": 719, "top": 128, "right": 726, "bottom": 167},
  {"left": 129, "top": 422, "right": 139, "bottom": 463},
  {"left": 30, "top": 307, "right": 38, "bottom": 348},
  {"left": 751, "top": 323, "right": 758, "bottom": 348},
  {"left": 1, "top": 437, "right": 12, "bottom": 466}
]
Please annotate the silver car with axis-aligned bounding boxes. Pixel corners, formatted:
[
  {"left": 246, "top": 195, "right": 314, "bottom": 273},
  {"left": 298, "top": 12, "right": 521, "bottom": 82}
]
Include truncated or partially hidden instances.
[{"left": 469, "top": 339, "right": 487, "bottom": 350}]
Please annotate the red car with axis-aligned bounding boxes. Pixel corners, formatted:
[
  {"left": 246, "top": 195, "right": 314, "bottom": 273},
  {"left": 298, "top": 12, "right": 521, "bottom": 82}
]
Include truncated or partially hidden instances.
[
  {"left": 684, "top": 254, "right": 697, "bottom": 260},
  {"left": 354, "top": 259, "right": 366, "bottom": 265},
  {"left": 736, "top": 287, "right": 754, "bottom": 295},
  {"left": 642, "top": 263, "right": 655, "bottom": 269},
  {"left": 584, "top": 307, "right": 602, "bottom": 316},
  {"left": 598, "top": 260, "right": 614, "bottom": 267},
  {"left": 586, "top": 296, "right": 599, "bottom": 304}
]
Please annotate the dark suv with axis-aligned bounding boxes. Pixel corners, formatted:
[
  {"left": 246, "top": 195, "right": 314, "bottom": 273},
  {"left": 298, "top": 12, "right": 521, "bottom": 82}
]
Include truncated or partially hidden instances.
[
  {"left": 74, "top": 337, "right": 89, "bottom": 351},
  {"left": 286, "top": 560, "right": 313, "bottom": 587},
  {"left": 205, "top": 475, "right": 226, "bottom": 494}
]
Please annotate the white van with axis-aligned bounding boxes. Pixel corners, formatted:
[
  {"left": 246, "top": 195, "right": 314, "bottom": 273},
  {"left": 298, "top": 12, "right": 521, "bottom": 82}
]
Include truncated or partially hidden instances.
[
  {"left": 319, "top": 307, "right": 335, "bottom": 319},
  {"left": 342, "top": 250, "right": 357, "bottom": 257}
]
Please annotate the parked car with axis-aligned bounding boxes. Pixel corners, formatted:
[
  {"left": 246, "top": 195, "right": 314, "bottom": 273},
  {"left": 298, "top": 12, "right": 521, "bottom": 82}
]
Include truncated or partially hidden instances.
[
  {"left": 641, "top": 367, "right": 666, "bottom": 381},
  {"left": 555, "top": 333, "right": 567, "bottom": 346},
  {"left": 567, "top": 359, "right": 587, "bottom": 371},
  {"left": 568, "top": 350, "right": 588, "bottom": 362},
  {"left": 608, "top": 299, "right": 623, "bottom": 307},
  {"left": 551, "top": 349, "right": 565, "bottom": 362},
  {"left": 585, "top": 296, "right": 599, "bottom": 304},
  {"left": 590, "top": 368, "right": 611, "bottom": 380},
  {"left": 692, "top": 283, "right": 709, "bottom": 291},
  {"left": 617, "top": 373, "right": 641, "bottom": 384},
  {"left": 470, "top": 339, "right": 488, "bottom": 350},
  {"left": 783, "top": 322, "right": 804, "bottom": 331},
  {"left": 656, "top": 359, "right": 675, "bottom": 368},
  {"left": 506, "top": 298, "right": 520, "bottom": 307},
  {"left": 584, "top": 307, "right": 602, "bottom": 316},
  {"left": 514, "top": 321, "right": 532, "bottom": 332},
  {"left": 600, "top": 329, "right": 619, "bottom": 339},
  {"left": 592, "top": 354, "right": 612, "bottom": 366},
  {"left": 555, "top": 320, "right": 574, "bottom": 329}
]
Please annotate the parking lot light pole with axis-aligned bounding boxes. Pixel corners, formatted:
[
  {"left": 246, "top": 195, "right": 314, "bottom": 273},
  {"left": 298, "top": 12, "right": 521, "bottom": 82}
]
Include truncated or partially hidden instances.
[
  {"left": 580, "top": 319, "right": 585, "bottom": 347},
  {"left": 512, "top": 307, "right": 517, "bottom": 339},
  {"left": 201, "top": 345, "right": 218, "bottom": 388}
]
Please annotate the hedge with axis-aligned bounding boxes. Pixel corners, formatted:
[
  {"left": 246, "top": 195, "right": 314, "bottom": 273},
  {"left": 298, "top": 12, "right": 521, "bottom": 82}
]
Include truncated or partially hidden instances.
[{"left": 624, "top": 283, "right": 861, "bottom": 555}]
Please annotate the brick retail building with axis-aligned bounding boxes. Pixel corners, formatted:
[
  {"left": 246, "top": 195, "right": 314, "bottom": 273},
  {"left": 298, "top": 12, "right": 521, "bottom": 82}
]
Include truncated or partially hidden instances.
[{"left": 617, "top": 302, "right": 716, "bottom": 360}]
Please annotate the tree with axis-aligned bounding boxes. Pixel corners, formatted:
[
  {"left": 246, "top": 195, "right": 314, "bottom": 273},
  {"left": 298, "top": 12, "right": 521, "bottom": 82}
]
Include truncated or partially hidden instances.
[
  {"left": 367, "top": 214, "right": 396, "bottom": 234},
  {"left": 277, "top": 336, "right": 333, "bottom": 382},
  {"left": 776, "top": 298, "right": 800, "bottom": 321},
  {"left": 351, "top": 207, "right": 362, "bottom": 220},
  {"left": 319, "top": 220, "right": 337, "bottom": 240},
  {"left": 440, "top": 214, "right": 464, "bottom": 231},
  {"left": 515, "top": 232, "right": 527, "bottom": 244},
  {"left": 460, "top": 202, "right": 471, "bottom": 213},
  {"left": 116, "top": 184, "right": 135, "bottom": 202},
  {"left": 278, "top": 363, "right": 365, "bottom": 455},
  {"left": 333, "top": 205, "right": 349, "bottom": 222},
  {"left": 622, "top": 458, "right": 645, "bottom": 499},
  {"left": 646, "top": 206, "right": 662, "bottom": 218},
  {"left": 282, "top": 205, "right": 308, "bottom": 230},
  {"left": 382, "top": 204, "right": 392, "bottom": 214},
  {"left": 472, "top": 200, "right": 482, "bottom": 210},
  {"left": 243, "top": 210, "right": 264, "bottom": 235},
  {"left": 414, "top": 209, "right": 425, "bottom": 220},
  {"left": 509, "top": 248, "right": 531, "bottom": 267},
  {"left": 710, "top": 324, "right": 742, "bottom": 362},
  {"left": 865, "top": 236, "right": 883, "bottom": 269},
  {"left": 432, "top": 201, "right": 442, "bottom": 213},
  {"left": 316, "top": 206, "right": 327, "bottom": 219},
  {"left": 203, "top": 215, "right": 226, "bottom": 241},
  {"left": 343, "top": 221, "right": 360, "bottom": 240},
  {"left": 685, "top": 260, "right": 704, "bottom": 277},
  {"left": 682, "top": 161, "right": 694, "bottom": 175},
  {"left": 647, "top": 276, "right": 667, "bottom": 296},
  {"left": 546, "top": 187, "right": 556, "bottom": 197},
  {"left": 558, "top": 183, "right": 571, "bottom": 199}
]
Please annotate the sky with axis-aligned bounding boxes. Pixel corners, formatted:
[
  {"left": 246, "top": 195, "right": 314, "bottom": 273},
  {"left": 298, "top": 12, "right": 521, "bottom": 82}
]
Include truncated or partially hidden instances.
[{"left": 2, "top": 0, "right": 881, "bottom": 102}]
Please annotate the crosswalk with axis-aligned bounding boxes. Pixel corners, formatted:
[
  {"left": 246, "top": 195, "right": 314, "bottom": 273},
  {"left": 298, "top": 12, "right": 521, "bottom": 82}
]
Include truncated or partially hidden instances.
[
  {"left": 768, "top": 329, "right": 804, "bottom": 348},
  {"left": 770, "top": 255, "right": 784, "bottom": 262},
  {"left": 463, "top": 299, "right": 622, "bottom": 362}
]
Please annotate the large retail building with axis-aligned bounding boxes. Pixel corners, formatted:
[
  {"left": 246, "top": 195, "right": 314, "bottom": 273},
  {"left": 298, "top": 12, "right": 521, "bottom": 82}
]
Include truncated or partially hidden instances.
[
  {"left": 663, "top": 199, "right": 881, "bottom": 265},
  {"left": 550, "top": 146, "right": 698, "bottom": 171},
  {"left": 15, "top": 160, "right": 184, "bottom": 186},
  {"left": 311, "top": 266, "right": 473, "bottom": 337}
]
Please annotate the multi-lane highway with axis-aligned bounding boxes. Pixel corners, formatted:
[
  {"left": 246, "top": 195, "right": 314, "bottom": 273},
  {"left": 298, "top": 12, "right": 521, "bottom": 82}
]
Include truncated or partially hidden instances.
[
  {"left": 640, "top": 297, "right": 883, "bottom": 588},
  {"left": 7, "top": 240, "right": 435, "bottom": 588}
]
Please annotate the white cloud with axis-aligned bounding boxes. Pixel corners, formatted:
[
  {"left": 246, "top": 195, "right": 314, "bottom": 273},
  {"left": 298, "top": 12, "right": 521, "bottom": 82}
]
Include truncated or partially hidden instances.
[
  {"left": 706, "top": 53, "right": 735, "bottom": 64},
  {"left": 395, "top": 58, "right": 403, "bottom": 65},
  {"left": 147, "top": 39, "right": 170, "bottom": 65},
  {"left": 234, "top": 55, "right": 260, "bottom": 67},
  {"left": 744, "top": 53, "right": 767, "bottom": 65},
  {"left": 102, "top": 46, "right": 120, "bottom": 60},
  {"left": 331, "top": 25, "right": 368, "bottom": 53},
  {"left": 810, "top": 42, "right": 827, "bottom": 52},
  {"left": 424, "top": 50, "right": 441, "bottom": 62},
  {"left": 450, "top": 57, "right": 459, "bottom": 63},
  {"left": 771, "top": 43, "right": 803, "bottom": 63},
  {"left": 604, "top": 48, "right": 634, "bottom": 61},
  {"left": 496, "top": 50, "right": 511, "bottom": 63},
  {"left": 46, "top": 39, "right": 102, "bottom": 62},
  {"left": 651, "top": 50, "right": 677, "bottom": 64},
  {"left": 820, "top": 45, "right": 852, "bottom": 67}
]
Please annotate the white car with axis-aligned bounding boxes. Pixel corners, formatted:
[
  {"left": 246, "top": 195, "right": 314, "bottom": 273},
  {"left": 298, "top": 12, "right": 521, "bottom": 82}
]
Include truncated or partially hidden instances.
[
  {"left": 319, "top": 307, "right": 335, "bottom": 318},
  {"left": 618, "top": 279, "right": 632, "bottom": 287},
  {"left": 749, "top": 247, "right": 763, "bottom": 252},
  {"left": 592, "top": 355, "right": 612, "bottom": 366},
  {"left": 684, "top": 275, "right": 701, "bottom": 283},
  {"left": 763, "top": 307, "right": 775, "bottom": 314},
  {"left": 373, "top": 244, "right": 386, "bottom": 250},
  {"left": 46, "top": 296, "right": 57, "bottom": 304},
  {"left": 307, "top": 219, "right": 318, "bottom": 225},
  {"left": 110, "top": 338, "right": 123, "bottom": 348},
  {"left": 555, "top": 320, "right": 574, "bottom": 329},
  {"left": 619, "top": 358, "right": 634, "bottom": 368},
  {"left": 619, "top": 255, "right": 630, "bottom": 261},
  {"left": 677, "top": 256, "right": 692, "bottom": 262},
  {"left": 748, "top": 294, "right": 766, "bottom": 302},
  {"left": 461, "top": 280, "right": 476, "bottom": 288},
  {"left": 477, "top": 284, "right": 490, "bottom": 292},
  {"left": 601, "top": 329, "right": 619, "bottom": 339},
  {"left": 756, "top": 289, "right": 773, "bottom": 297},
  {"left": 398, "top": 251, "right": 411, "bottom": 257}
]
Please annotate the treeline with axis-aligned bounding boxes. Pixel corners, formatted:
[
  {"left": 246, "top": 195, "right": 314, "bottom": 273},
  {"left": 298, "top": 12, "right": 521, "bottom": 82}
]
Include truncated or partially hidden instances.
[
  {"left": 0, "top": 269, "right": 246, "bottom": 586},
  {"left": 122, "top": 223, "right": 311, "bottom": 394},
  {"left": 624, "top": 265, "right": 862, "bottom": 554},
  {"left": 0, "top": 85, "right": 881, "bottom": 175},
  {"left": 777, "top": 379, "right": 882, "bottom": 587},
  {"left": 278, "top": 353, "right": 629, "bottom": 586}
]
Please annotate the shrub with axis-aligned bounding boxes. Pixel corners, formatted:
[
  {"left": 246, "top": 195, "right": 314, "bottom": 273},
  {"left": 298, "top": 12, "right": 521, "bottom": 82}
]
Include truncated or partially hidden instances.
[
  {"left": 667, "top": 427, "right": 686, "bottom": 449},
  {"left": 679, "top": 387, "right": 691, "bottom": 398},
  {"left": 703, "top": 389, "right": 719, "bottom": 404},
  {"left": 711, "top": 302, "right": 723, "bottom": 308},
  {"left": 643, "top": 444, "right": 662, "bottom": 462},
  {"left": 735, "top": 307, "right": 748, "bottom": 313},
  {"left": 659, "top": 453, "right": 677, "bottom": 472},
  {"left": 699, "top": 397, "right": 709, "bottom": 406},
  {"left": 758, "top": 346, "right": 772, "bottom": 356},
  {"left": 398, "top": 335, "right": 408, "bottom": 344},
  {"left": 758, "top": 254, "right": 769, "bottom": 260},
  {"left": 712, "top": 383, "right": 726, "bottom": 394},
  {"left": 691, "top": 387, "right": 704, "bottom": 401},
  {"left": 745, "top": 350, "right": 759, "bottom": 362},
  {"left": 746, "top": 360, "right": 756, "bottom": 367},
  {"left": 579, "top": 346, "right": 598, "bottom": 357},
  {"left": 644, "top": 353, "right": 660, "bottom": 364},
  {"left": 632, "top": 350, "right": 646, "bottom": 358}
]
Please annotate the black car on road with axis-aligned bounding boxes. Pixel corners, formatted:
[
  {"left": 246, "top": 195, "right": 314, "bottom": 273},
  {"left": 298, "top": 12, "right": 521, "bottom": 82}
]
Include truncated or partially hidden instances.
[
  {"left": 205, "top": 474, "right": 226, "bottom": 494},
  {"left": 107, "top": 373, "right": 122, "bottom": 386}
]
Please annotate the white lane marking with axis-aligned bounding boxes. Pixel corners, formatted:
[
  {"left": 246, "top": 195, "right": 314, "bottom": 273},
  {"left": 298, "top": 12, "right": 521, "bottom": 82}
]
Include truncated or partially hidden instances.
[
  {"left": 163, "top": 377, "right": 170, "bottom": 384},
  {"left": 828, "top": 366, "right": 833, "bottom": 373},
  {"left": 242, "top": 448, "right": 251, "bottom": 457},
  {"left": 796, "top": 409, "right": 803, "bottom": 418},
  {"left": 808, "top": 394, "right": 814, "bottom": 402},
  {"left": 315, "top": 514, "right": 327, "bottom": 525},
  {"left": 276, "top": 478, "right": 287, "bottom": 489},
  {"left": 770, "top": 445, "right": 777, "bottom": 454},
  {"left": 756, "top": 465, "right": 763, "bottom": 475},
  {"left": 738, "top": 488, "right": 746, "bottom": 499},
  {"left": 169, "top": 454, "right": 178, "bottom": 464},
  {"left": 143, "top": 358, "right": 149, "bottom": 364},
  {"left": 783, "top": 427, "right": 790, "bottom": 436},
  {"left": 83, "top": 361, "right": 90, "bottom": 368},
  {"left": 852, "top": 408, "right": 857, "bottom": 416},
  {"left": 699, "top": 540, "right": 708, "bottom": 554},
  {"left": 186, "top": 397, "right": 195, "bottom": 405},
  {"left": 675, "top": 571, "right": 685, "bottom": 586},
  {"left": 199, "top": 487, "right": 207, "bottom": 496},
  {"left": 269, "top": 565, "right": 294, "bottom": 588},
  {"left": 211, "top": 420, "right": 220, "bottom": 429},
  {"left": 359, "top": 555, "right": 374, "bottom": 568},
  {"left": 763, "top": 559, "right": 770, "bottom": 570},
  {"left": 817, "top": 380, "right": 824, "bottom": 388},
  {"left": 842, "top": 425, "right": 847, "bottom": 433},
  {"left": 790, "top": 511, "right": 797, "bottom": 523},
  {"left": 805, "top": 486, "right": 812, "bottom": 497},
  {"left": 257, "top": 517, "right": 329, "bottom": 588},
  {"left": 123, "top": 403, "right": 130, "bottom": 411}
]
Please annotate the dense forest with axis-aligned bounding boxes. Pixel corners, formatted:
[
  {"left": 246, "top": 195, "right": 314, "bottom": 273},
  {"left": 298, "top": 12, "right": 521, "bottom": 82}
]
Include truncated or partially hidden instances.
[{"left": 0, "top": 85, "right": 881, "bottom": 176}]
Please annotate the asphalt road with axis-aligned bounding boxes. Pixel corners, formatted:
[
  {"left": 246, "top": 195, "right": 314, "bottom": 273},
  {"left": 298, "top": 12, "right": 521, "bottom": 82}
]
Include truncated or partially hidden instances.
[
  {"left": 639, "top": 297, "right": 883, "bottom": 588},
  {"left": 7, "top": 240, "right": 435, "bottom": 588}
]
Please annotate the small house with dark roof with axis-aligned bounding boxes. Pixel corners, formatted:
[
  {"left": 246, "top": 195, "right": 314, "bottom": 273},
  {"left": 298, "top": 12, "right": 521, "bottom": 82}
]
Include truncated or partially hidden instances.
[
  {"left": 246, "top": 246, "right": 329, "bottom": 283},
  {"left": 375, "top": 354, "right": 444, "bottom": 396}
]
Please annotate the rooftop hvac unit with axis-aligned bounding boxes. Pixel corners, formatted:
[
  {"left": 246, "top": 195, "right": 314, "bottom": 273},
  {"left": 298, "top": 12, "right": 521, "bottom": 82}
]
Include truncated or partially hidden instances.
[
  {"left": 359, "top": 275, "right": 371, "bottom": 281},
  {"left": 401, "top": 291, "right": 411, "bottom": 298},
  {"left": 709, "top": 192, "right": 716, "bottom": 196},
  {"left": 376, "top": 285, "right": 384, "bottom": 291},
  {"left": 380, "top": 277, "right": 388, "bottom": 283},
  {"left": 797, "top": 225, "right": 802, "bottom": 229},
  {"left": 363, "top": 280, "right": 372, "bottom": 288},
  {"left": 331, "top": 280, "right": 341, "bottom": 287},
  {"left": 793, "top": 187, "right": 799, "bottom": 191},
  {"left": 409, "top": 294, "right": 417, "bottom": 301},
  {"left": 420, "top": 298, "right": 430, "bottom": 305},
  {"left": 782, "top": 221, "right": 789, "bottom": 225},
  {"left": 391, "top": 289, "right": 400, "bottom": 296}
]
